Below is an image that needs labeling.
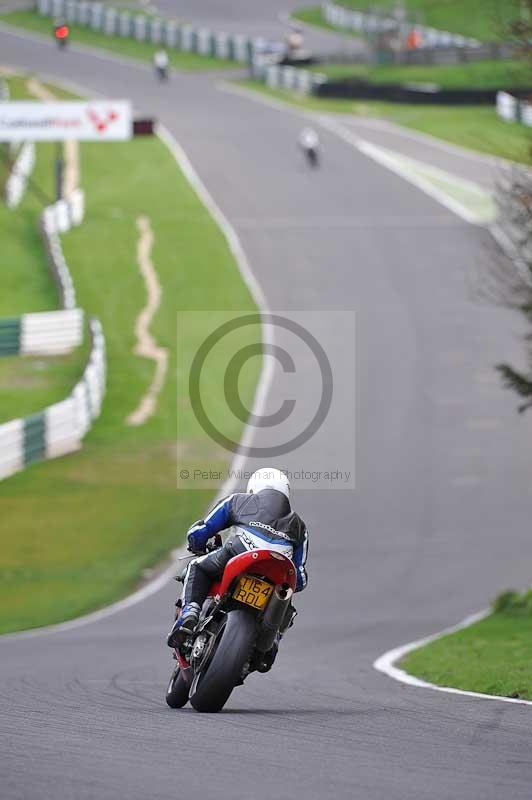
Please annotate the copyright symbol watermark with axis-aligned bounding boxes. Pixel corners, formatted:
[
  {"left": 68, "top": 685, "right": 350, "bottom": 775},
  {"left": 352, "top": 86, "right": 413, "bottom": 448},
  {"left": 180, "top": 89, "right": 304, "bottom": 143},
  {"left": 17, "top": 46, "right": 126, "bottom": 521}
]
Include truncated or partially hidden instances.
[
  {"left": 177, "top": 310, "right": 355, "bottom": 490},
  {"left": 189, "top": 313, "right": 333, "bottom": 458}
]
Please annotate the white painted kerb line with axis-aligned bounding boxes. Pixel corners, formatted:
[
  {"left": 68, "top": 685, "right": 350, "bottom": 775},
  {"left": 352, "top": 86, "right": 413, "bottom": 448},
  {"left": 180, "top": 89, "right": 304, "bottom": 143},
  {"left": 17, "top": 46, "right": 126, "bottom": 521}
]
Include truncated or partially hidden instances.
[
  {"left": 374, "top": 609, "right": 532, "bottom": 707},
  {"left": 219, "top": 83, "right": 495, "bottom": 227},
  {"left": 156, "top": 123, "right": 275, "bottom": 501},
  {"left": 317, "top": 115, "right": 495, "bottom": 226}
]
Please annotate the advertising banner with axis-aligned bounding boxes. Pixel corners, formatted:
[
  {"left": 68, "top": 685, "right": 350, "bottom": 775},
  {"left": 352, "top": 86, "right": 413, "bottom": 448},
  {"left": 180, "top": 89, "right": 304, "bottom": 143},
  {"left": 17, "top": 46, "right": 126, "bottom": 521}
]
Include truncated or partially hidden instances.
[{"left": 0, "top": 100, "right": 132, "bottom": 142}]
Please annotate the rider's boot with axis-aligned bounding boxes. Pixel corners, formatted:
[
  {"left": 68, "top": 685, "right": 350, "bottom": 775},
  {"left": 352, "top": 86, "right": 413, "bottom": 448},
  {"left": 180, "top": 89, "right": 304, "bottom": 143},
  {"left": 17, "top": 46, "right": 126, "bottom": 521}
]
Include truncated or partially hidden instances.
[
  {"left": 167, "top": 602, "right": 201, "bottom": 648},
  {"left": 256, "top": 633, "right": 280, "bottom": 673}
]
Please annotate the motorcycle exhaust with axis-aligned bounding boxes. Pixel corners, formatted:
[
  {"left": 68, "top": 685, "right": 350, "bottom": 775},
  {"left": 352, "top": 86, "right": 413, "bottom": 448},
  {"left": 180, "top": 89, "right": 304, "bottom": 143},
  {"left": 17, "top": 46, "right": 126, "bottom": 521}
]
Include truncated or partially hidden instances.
[{"left": 256, "top": 583, "right": 293, "bottom": 653}]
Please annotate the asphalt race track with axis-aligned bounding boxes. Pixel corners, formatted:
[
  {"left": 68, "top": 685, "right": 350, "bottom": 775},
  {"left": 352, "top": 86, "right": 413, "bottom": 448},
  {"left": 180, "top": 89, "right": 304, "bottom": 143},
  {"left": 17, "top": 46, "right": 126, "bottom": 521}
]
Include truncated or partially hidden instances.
[
  {"left": 2, "top": 14, "right": 532, "bottom": 800},
  {"left": 147, "top": 0, "right": 369, "bottom": 55}
]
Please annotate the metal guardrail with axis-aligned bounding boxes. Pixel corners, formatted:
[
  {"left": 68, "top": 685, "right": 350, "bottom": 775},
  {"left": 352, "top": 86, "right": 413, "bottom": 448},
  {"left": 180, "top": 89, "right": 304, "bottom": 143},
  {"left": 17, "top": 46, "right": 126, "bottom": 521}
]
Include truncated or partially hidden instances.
[
  {"left": 251, "top": 58, "right": 327, "bottom": 95},
  {"left": 0, "top": 97, "right": 106, "bottom": 481},
  {"left": 322, "top": 1, "right": 480, "bottom": 49},
  {"left": 4, "top": 141, "right": 36, "bottom": 209},
  {"left": 0, "top": 317, "right": 106, "bottom": 479},
  {"left": 0, "top": 309, "right": 84, "bottom": 356},
  {"left": 35, "top": 0, "right": 263, "bottom": 63},
  {"left": 40, "top": 190, "right": 85, "bottom": 310},
  {"left": 497, "top": 91, "right": 532, "bottom": 128}
]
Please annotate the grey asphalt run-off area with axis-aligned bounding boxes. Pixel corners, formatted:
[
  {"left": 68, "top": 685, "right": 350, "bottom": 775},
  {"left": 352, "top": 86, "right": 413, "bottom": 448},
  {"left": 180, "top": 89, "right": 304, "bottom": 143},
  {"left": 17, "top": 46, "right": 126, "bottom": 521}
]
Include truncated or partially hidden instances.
[{"left": 1, "top": 10, "right": 532, "bottom": 800}]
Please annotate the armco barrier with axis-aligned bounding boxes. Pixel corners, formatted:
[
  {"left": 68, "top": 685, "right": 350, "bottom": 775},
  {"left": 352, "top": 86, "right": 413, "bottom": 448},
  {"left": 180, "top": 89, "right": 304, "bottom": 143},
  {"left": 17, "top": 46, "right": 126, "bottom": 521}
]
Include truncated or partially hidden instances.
[
  {"left": 314, "top": 79, "right": 532, "bottom": 105},
  {"left": 1, "top": 184, "right": 85, "bottom": 357},
  {"left": 0, "top": 309, "right": 84, "bottom": 356},
  {"left": 0, "top": 317, "right": 106, "bottom": 479},
  {"left": 35, "top": 0, "right": 259, "bottom": 63},
  {"left": 0, "top": 101, "right": 106, "bottom": 481},
  {"left": 250, "top": 60, "right": 531, "bottom": 102},
  {"left": 5, "top": 141, "right": 36, "bottom": 209},
  {"left": 251, "top": 58, "right": 327, "bottom": 95},
  {"left": 497, "top": 91, "right": 532, "bottom": 128},
  {"left": 322, "top": 1, "right": 479, "bottom": 49},
  {"left": 395, "top": 41, "right": 516, "bottom": 66},
  {"left": 40, "top": 189, "right": 85, "bottom": 310}
]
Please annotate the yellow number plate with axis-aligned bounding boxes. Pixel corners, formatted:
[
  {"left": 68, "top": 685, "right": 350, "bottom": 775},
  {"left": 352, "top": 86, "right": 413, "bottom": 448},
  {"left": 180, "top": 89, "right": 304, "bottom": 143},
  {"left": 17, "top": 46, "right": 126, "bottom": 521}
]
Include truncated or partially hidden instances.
[{"left": 233, "top": 575, "right": 273, "bottom": 610}]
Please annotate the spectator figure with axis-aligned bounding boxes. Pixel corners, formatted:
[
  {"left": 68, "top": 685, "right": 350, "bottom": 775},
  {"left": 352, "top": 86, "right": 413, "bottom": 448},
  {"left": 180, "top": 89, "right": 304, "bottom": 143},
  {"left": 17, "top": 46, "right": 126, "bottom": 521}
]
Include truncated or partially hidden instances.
[
  {"left": 406, "top": 29, "right": 422, "bottom": 49},
  {"left": 286, "top": 26, "right": 304, "bottom": 56}
]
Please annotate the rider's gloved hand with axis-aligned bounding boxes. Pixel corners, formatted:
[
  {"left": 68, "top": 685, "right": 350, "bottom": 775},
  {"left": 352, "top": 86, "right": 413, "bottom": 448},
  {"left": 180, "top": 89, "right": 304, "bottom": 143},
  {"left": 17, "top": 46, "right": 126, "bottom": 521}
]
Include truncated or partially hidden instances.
[{"left": 187, "top": 529, "right": 207, "bottom": 555}]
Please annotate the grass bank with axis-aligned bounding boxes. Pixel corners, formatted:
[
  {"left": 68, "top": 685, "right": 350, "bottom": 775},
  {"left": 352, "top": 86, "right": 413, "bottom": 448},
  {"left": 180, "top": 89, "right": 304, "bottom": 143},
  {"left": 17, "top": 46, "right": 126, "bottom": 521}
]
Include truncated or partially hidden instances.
[
  {"left": 315, "top": 59, "right": 531, "bottom": 89},
  {"left": 0, "top": 76, "right": 259, "bottom": 634},
  {"left": 292, "top": 5, "right": 361, "bottom": 37},
  {"left": 324, "top": 0, "right": 511, "bottom": 41},
  {"left": 239, "top": 80, "right": 532, "bottom": 163},
  {"left": 0, "top": 74, "right": 89, "bottom": 425},
  {"left": 0, "top": 10, "right": 236, "bottom": 71},
  {"left": 401, "top": 590, "right": 532, "bottom": 700}
]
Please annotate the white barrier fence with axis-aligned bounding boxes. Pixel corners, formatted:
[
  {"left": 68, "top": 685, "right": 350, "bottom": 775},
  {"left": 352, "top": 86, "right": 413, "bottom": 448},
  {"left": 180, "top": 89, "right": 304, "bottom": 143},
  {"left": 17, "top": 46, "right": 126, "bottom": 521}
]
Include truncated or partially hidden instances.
[
  {"left": 40, "top": 189, "right": 85, "bottom": 310},
  {"left": 0, "top": 92, "right": 106, "bottom": 482},
  {"left": 5, "top": 141, "right": 36, "bottom": 209},
  {"left": 496, "top": 91, "right": 532, "bottom": 128},
  {"left": 0, "top": 317, "right": 106, "bottom": 479},
  {"left": 322, "top": 1, "right": 479, "bottom": 49},
  {"left": 0, "top": 309, "right": 84, "bottom": 356},
  {"left": 1, "top": 187, "right": 85, "bottom": 357},
  {"left": 23, "top": 308, "right": 84, "bottom": 354},
  {"left": 35, "top": 0, "right": 261, "bottom": 63},
  {"left": 251, "top": 58, "right": 327, "bottom": 95}
]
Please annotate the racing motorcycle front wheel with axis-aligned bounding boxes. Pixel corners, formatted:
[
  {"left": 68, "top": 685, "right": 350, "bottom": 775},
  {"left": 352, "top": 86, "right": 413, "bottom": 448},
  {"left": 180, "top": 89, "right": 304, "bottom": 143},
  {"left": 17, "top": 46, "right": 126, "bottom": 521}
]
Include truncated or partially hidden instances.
[{"left": 189, "top": 608, "right": 256, "bottom": 713}]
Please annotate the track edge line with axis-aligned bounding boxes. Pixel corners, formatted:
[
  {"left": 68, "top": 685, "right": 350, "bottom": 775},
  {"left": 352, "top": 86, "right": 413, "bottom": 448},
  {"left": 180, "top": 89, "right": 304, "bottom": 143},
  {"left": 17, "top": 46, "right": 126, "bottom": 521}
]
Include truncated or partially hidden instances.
[
  {"left": 0, "top": 112, "right": 271, "bottom": 641},
  {"left": 373, "top": 608, "right": 532, "bottom": 707}
]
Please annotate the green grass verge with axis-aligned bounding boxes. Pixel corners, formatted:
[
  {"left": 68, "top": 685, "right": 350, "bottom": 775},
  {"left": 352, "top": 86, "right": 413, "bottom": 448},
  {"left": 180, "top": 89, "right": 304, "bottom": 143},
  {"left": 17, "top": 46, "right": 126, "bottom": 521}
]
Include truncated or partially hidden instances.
[
  {"left": 0, "top": 10, "right": 236, "bottom": 71},
  {"left": 401, "top": 590, "right": 532, "bottom": 700},
  {"left": 0, "top": 76, "right": 64, "bottom": 317},
  {"left": 0, "top": 76, "right": 259, "bottom": 634},
  {"left": 0, "top": 343, "right": 89, "bottom": 425},
  {"left": 239, "top": 80, "right": 532, "bottom": 163},
  {"left": 316, "top": 59, "right": 532, "bottom": 89},
  {"left": 332, "top": 0, "right": 512, "bottom": 41},
  {"left": 292, "top": 5, "right": 361, "bottom": 37},
  {"left": 0, "top": 75, "right": 90, "bottom": 424}
]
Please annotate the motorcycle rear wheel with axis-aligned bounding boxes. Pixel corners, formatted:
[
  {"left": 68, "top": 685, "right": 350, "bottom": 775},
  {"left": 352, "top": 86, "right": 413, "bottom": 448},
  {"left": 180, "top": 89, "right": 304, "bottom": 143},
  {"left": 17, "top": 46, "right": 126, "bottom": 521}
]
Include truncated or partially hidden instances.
[
  {"left": 189, "top": 609, "right": 256, "bottom": 713},
  {"left": 165, "top": 665, "right": 189, "bottom": 709}
]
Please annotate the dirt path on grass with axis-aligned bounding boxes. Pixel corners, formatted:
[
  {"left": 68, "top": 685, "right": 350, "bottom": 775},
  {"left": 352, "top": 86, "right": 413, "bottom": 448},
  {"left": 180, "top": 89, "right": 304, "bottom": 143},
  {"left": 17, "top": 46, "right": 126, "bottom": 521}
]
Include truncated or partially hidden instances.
[{"left": 126, "top": 214, "right": 168, "bottom": 427}]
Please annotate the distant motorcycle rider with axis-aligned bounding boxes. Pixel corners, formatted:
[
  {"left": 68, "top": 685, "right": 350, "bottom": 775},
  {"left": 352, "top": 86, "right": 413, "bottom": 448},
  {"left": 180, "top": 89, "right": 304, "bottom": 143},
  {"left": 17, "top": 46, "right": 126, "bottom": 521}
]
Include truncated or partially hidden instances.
[
  {"left": 298, "top": 126, "right": 320, "bottom": 167},
  {"left": 167, "top": 468, "right": 309, "bottom": 659},
  {"left": 153, "top": 49, "right": 169, "bottom": 81}
]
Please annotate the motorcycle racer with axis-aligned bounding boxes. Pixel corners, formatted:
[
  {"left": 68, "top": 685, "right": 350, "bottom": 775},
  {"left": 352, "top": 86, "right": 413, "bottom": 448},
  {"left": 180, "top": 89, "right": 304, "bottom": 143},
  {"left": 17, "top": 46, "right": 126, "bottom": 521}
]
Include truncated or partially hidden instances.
[
  {"left": 167, "top": 468, "right": 308, "bottom": 656},
  {"left": 298, "top": 127, "right": 320, "bottom": 167}
]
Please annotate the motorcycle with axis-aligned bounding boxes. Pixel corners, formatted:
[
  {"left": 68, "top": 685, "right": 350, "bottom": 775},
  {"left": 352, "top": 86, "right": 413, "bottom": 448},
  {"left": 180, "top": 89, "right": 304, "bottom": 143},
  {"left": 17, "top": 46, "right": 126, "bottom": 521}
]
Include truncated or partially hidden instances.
[
  {"left": 166, "top": 541, "right": 297, "bottom": 713},
  {"left": 155, "top": 65, "right": 169, "bottom": 82},
  {"left": 53, "top": 22, "right": 69, "bottom": 49},
  {"left": 304, "top": 145, "right": 319, "bottom": 168},
  {"left": 298, "top": 127, "right": 320, "bottom": 169}
]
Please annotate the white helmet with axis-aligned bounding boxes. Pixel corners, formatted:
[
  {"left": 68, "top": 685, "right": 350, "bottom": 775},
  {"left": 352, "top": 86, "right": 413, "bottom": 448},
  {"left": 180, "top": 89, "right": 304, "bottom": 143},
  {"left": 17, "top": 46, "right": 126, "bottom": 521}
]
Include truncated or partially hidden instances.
[{"left": 247, "top": 467, "right": 290, "bottom": 500}]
